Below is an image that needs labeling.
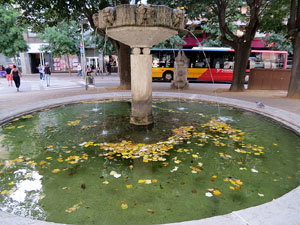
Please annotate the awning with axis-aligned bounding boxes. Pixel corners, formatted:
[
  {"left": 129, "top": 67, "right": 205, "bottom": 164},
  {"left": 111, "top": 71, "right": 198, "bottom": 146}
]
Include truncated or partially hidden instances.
[{"left": 27, "top": 43, "right": 49, "bottom": 53}]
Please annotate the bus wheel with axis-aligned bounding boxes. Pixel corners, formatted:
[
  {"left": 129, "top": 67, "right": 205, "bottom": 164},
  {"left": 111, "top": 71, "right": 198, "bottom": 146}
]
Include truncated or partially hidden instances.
[{"left": 163, "top": 71, "right": 173, "bottom": 82}]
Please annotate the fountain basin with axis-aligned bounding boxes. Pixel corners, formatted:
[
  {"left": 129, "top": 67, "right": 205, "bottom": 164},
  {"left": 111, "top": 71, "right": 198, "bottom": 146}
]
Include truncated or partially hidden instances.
[{"left": 0, "top": 92, "right": 300, "bottom": 225}]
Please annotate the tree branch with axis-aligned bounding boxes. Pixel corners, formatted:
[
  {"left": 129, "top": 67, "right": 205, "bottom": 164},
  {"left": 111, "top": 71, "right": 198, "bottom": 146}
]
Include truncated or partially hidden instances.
[
  {"left": 215, "top": 0, "right": 238, "bottom": 42},
  {"left": 244, "top": 0, "right": 261, "bottom": 41}
]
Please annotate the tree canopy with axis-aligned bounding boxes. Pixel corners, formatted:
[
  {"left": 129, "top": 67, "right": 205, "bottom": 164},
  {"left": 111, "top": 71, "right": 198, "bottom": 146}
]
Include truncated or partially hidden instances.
[
  {"left": 13, "top": 0, "right": 132, "bottom": 89},
  {"left": 0, "top": 5, "right": 28, "bottom": 59},
  {"left": 38, "top": 21, "right": 80, "bottom": 57},
  {"left": 153, "top": 35, "right": 186, "bottom": 49}
]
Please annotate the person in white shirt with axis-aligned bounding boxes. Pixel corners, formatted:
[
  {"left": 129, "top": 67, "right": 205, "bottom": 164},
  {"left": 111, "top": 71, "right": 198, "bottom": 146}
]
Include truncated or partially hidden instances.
[{"left": 77, "top": 63, "right": 82, "bottom": 76}]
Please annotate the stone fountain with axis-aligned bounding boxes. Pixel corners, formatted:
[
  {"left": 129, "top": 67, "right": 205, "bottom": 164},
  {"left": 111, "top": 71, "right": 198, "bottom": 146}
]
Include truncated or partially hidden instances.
[{"left": 93, "top": 4, "right": 185, "bottom": 125}]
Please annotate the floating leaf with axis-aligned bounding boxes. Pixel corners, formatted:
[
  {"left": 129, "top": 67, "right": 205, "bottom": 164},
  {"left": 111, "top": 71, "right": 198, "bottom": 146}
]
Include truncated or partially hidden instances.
[
  {"left": 67, "top": 120, "right": 81, "bottom": 126},
  {"left": 126, "top": 184, "right": 133, "bottom": 189},
  {"left": 57, "top": 158, "right": 64, "bottom": 163},
  {"left": 39, "top": 160, "right": 47, "bottom": 165},
  {"left": 251, "top": 168, "right": 258, "bottom": 173},
  {"left": 102, "top": 181, "right": 109, "bottom": 184},
  {"left": 114, "top": 174, "right": 121, "bottom": 178},
  {"left": 110, "top": 171, "right": 117, "bottom": 176},
  {"left": 121, "top": 203, "right": 128, "bottom": 210},
  {"left": 38, "top": 194, "right": 45, "bottom": 200},
  {"left": 5, "top": 126, "right": 16, "bottom": 130},
  {"left": 213, "top": 190, "right": 221, "bottom": 196},
  {"left": 65, "top": 201, "right": 83, "bottom": 213},
  {"left": 205, "top": 192, "right": 213, "bottom": 197},
  {"left": 62, "top": 187, "right": 71, "bottom": 190},
  {"left": 147, "top": 209, "right": 155, "bottom": 214},
  {"left": 152, "top": 179, "right": 158, "bottom": 183},
  {"left": 170, "top": 166, "right": 178, "bottom": 172},
  {"left": 52, "top": 169, "right": 61, "bottom": 173}
]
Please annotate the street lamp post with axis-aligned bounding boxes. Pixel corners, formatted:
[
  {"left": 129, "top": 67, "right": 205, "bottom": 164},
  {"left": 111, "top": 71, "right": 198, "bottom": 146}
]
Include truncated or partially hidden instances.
[{"left": 80, "top": 19, "right": 88, "bottom": 90}]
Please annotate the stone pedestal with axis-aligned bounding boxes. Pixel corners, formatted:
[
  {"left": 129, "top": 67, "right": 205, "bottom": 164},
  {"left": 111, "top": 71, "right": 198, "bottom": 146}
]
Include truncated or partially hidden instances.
[
  {"left": 94, "top": 4, "right": 186, "bottom": 125},
  {"left": 171, "top": 50, "right": 189, "bottom": 89},
  {"left": 130, "top": 48, "right": 153, "bottom": 125}
]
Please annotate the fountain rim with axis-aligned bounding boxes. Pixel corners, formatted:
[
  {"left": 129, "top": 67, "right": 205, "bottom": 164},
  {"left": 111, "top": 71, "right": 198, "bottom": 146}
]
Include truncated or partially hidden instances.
[{"left": 0, "top": 91, "right": 300, "bottom": 225}]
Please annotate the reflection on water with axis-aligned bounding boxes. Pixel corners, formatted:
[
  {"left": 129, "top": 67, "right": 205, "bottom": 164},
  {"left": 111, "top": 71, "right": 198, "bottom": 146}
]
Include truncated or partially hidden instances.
[
  {"left": 0, "top": 99, "right": 300, "bottom": 225},
  {"left": 11, "top": 169, "right": 42, "bottom": 202}
]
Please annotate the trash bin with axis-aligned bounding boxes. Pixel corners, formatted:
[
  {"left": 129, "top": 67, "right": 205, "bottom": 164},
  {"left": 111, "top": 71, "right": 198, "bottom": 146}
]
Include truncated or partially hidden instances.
[{"left": 87, "top": 76, "right": 94, "bottom": 85}]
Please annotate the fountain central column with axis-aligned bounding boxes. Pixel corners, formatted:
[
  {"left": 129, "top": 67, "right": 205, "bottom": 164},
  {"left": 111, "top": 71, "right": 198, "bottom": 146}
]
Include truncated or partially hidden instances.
[
  {"left": 130, "top": 47, "right": 153, "bottom": 125},
  {"left": 93, "top": 4, "right": 185, "bottom": 125}
]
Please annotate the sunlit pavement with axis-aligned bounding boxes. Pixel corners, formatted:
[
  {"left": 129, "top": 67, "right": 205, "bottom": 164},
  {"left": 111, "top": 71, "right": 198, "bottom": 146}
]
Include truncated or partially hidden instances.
[
  {"left": 0, "top": 80, "right": 300, "bottom": 225},
  {"left": 1, "top": 73, "right": 299, "bottom": 116}
]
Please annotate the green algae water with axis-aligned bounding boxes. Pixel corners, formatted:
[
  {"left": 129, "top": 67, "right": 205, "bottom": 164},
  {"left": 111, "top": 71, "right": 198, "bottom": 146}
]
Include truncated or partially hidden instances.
[{"left": 1, "top": 99, "right": 300, "bottom": 225}]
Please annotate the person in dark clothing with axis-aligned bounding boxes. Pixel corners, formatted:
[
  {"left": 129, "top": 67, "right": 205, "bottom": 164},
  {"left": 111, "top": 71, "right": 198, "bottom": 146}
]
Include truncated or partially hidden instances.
[
  {"left": 10, "top": 65, "right": 22, "bottom": 92},
  {"left": 5, "top": 65, "right": 13, "bottom": 86},
  {"left": 106, "top": 61, "right": 111, "bottom": 75},
  {"left": 44, "top": 63, "right": 51, "bottom": 87}
]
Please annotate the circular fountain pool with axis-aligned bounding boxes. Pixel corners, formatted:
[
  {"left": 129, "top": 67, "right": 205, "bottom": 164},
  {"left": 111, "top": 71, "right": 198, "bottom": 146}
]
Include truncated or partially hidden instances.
[{"left": 0, "top": 99, "right": 300, "bottom": 225}]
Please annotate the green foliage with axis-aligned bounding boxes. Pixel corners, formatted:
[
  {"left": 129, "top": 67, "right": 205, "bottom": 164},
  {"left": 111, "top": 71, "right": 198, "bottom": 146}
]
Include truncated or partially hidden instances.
[
  {"left": 37, "top": 21, "right": 81, "bottom": 57},
  {"left": 262, "top": 33, "right": 293, "bottom": 54},
  {"left": 153, "top": 35, "right": 186, "bottom": 49},
  {"left": 85, "top": 31, "right": 115, "bottom": 55},
  {"left": 15, "top": 0, "right": 127, "bottom": 32},
  {"left": 0, "top": 5, "right": 28, "bottom": 58},
  {"left": 259, "top": 0, "right": 290, "bottom": 34}
]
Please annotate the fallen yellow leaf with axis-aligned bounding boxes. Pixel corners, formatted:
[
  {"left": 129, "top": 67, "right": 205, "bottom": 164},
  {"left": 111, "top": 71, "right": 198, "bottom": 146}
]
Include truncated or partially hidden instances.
[
  {"left": 213, "top": 190, "right": 221, "bottom": 195},
  {"left": 52, "top": 169, "right": 61, "bottom": 173},
  {"left": 121, "top": 203, "right": 128, "bottom": 209}
]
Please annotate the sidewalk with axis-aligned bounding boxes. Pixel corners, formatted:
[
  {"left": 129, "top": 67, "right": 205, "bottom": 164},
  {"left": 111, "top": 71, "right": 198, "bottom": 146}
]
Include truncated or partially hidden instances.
[
  {"left": 0, "top": 77, "right": 300, "bottom": 225},
  {"left": 1, "top": 74, "right": 299, "bottom": 116}
]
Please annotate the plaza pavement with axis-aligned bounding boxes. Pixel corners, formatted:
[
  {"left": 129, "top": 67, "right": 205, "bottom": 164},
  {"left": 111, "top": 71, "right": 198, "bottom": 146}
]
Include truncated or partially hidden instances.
[{"left": 0, "top": 73, "right": 300, "bottom": 225}]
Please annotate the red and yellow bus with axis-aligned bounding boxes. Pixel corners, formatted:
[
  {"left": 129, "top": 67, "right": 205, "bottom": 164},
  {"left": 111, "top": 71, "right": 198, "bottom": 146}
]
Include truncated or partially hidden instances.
[{"left": 151, "top": 47, "right": 288, "bottom": 82}]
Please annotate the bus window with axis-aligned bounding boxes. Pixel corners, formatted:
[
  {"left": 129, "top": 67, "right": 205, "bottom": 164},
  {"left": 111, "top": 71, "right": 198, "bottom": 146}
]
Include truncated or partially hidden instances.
[
  {"left": 275, "top": 53, "right": 285, "bottom": 68},
  {"left": 159, "top": 51, "right": 175, "bottom": 68},
  {"left": 223, "top": 52, "right": 234, "bottom": 69},
  {"left": 250, "top": 52, "right": 264, "bottom": 68}
]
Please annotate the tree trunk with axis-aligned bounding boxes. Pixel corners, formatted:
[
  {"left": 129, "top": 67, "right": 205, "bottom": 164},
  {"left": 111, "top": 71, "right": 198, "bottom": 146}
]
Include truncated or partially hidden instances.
[
  {"left": 66, "top": 54, "right": 71, "bottom": 76},
  {"left": 287, "top": 31, "right": 300, "bottom": 98},
  {"left": 230, "top": 41, "right": 252, "bottom": 92},
  {"left": 117, "top": 42, "right": 131, "bottom": 90}
]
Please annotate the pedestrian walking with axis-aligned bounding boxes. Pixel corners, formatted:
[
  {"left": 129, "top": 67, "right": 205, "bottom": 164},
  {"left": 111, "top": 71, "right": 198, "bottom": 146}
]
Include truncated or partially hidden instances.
[
  {"left": 5, "top": 65, "right": 13, "bottom": 86},
  {"left": 44, "top": 63, "right": 51, "bottom": 87},
  {"left": 38, "top": 64, "right": 44, "bottom": 80},
  {"left": 87, "top": 65, "right": 92, "bottom": 76},
  {"left": 95, "top": 65, "right": 100, "bottom": 76},
  {"left": 77, "top": 63, "right": 82, "bottom": 76},
  {"left": 10, "top": 65, "right": 22, "bottom": 92},
  {"left": 106, "top": 61, "right": 111, "bottom": 75}
]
